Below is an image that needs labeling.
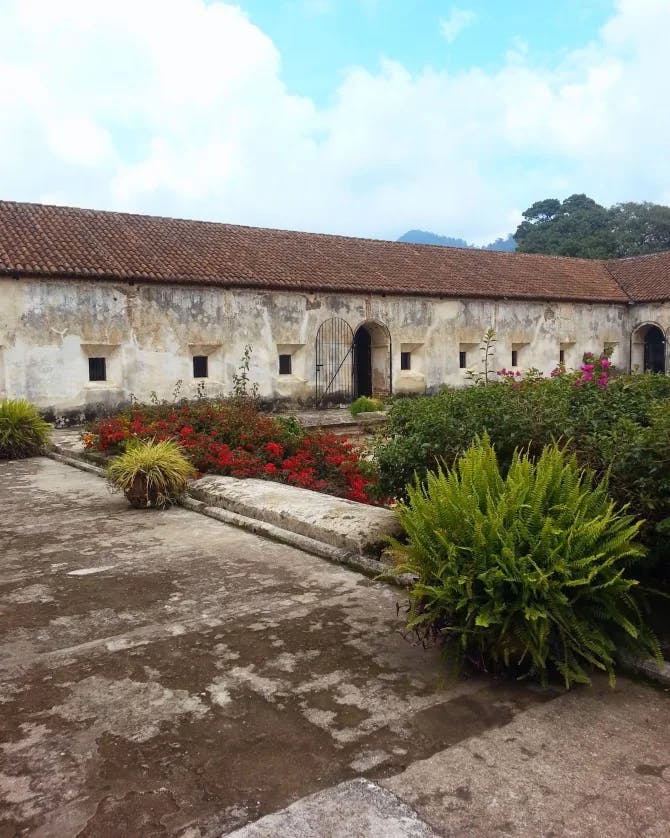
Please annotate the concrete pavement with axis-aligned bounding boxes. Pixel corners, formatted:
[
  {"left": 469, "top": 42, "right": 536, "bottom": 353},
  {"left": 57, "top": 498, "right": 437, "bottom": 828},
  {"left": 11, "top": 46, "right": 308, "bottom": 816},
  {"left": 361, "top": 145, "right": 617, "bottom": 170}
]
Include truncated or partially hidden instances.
[{"left": 1, "top": 457, "right": 669, "bottom": 837}]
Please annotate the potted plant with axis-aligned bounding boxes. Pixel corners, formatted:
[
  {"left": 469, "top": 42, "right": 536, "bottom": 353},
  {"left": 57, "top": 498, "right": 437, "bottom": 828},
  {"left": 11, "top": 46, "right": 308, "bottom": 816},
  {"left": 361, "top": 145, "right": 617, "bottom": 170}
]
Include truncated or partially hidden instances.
[
  {"left": 0, "top": 398, "right": 52, "bottom": 459},
  {"left": 107, "top": 438, "right": 196, "bottom": 509}
]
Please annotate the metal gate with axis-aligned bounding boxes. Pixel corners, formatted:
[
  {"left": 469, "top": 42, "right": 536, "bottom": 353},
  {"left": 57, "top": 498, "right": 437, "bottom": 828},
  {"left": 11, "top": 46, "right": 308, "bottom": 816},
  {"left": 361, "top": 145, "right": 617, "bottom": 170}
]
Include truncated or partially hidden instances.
[{"left": 315, "top": 317, "right": 354, "bottom": 407}]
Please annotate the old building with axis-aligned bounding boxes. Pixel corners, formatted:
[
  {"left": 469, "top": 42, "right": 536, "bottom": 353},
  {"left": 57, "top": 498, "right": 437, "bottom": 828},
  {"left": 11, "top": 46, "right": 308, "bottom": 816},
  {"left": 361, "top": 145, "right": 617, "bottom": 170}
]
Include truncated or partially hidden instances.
[{"left": 0, "top": 200, "right": 669, "bottom": 418}]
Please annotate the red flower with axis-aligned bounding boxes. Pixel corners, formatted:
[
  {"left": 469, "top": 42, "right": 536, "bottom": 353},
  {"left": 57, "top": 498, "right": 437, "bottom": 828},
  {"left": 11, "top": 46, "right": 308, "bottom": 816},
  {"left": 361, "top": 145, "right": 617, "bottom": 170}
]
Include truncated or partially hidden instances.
[{"left": 264, "top": 441, "right": 284, "bottom": 459}]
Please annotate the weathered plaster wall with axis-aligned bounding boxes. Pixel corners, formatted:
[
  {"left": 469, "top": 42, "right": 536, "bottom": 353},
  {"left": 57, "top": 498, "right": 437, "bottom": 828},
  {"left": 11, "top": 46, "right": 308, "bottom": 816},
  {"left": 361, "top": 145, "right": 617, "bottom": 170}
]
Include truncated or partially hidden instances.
[{"left": 0, "top": 275, "right": 664, "bottom": 414}]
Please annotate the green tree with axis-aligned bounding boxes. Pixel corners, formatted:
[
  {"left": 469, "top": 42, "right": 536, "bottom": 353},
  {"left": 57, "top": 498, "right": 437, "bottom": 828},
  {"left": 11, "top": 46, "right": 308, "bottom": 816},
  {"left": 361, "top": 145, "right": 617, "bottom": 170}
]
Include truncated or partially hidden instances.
[
  {"left": 608, "top": 201, "right": 670, "bottom": 256},
  {"left": 514, "top": 194, "right": 617, "bottom": 259},
  {"left": 514, "top": 194, "right": 670, "bottom": 259}
]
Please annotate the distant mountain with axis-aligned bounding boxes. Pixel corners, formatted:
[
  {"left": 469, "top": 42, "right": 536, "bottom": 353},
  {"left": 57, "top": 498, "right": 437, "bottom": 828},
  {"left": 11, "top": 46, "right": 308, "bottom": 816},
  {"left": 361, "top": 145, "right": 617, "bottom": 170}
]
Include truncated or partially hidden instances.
[
  {"left": 398, "top": 229, "right": 516, "bottom": 252},
  {"left": 481, "top": 235, "right": 516, "bottom": 252}
]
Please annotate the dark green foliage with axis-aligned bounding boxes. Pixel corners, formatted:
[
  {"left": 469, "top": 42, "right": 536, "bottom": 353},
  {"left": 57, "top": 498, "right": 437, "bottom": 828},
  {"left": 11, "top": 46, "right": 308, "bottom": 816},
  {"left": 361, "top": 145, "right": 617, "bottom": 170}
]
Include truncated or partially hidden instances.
[
  {"left": 350, "top": 396, "right": 384, "bottom": 416},
  {"left": 514, "top": 194, "right": 670, "bottom": 259},
  {"left": 515, "top": 194, "right": 617, "bottom": 258},
  {"left": 375, "top": 374, "right": 670, "bottom": 578},
  {"left": 609, "top": 202, "right": 670, "bottom": 257},
  {"left": 391, "top": 436, "right": 659, "bottom": 688},
  {"left": 0, "top": 398, "right": 52, "bottom": 459},
  {"left": 376, "top": 380, "right": 568, "bottom": 498}
]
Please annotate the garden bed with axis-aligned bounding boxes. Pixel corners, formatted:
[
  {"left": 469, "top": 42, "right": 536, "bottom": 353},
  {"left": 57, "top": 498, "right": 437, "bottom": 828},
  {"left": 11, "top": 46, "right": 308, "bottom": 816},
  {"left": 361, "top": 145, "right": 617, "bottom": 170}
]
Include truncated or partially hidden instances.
[{"left": 83, "top": 399, "right": 384, "bottom": 505}]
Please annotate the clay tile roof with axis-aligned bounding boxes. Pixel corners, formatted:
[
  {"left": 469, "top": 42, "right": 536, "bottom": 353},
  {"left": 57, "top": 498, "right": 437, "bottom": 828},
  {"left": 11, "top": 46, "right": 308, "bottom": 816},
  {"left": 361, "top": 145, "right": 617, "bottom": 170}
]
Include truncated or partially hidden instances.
[
  {"left": 605, "top": 251, "right": 670, "bottom": 302},
  {"left": 0, "top": 198, "right": 660, "bottom": 303}
]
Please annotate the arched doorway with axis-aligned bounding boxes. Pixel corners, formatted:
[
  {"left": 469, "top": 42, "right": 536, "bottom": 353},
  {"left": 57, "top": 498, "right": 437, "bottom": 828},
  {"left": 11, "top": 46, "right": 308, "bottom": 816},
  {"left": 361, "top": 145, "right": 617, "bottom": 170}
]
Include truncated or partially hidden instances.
[
  {"left": 354, "top": 327, "right": 372, "bottom": 396},
  {"left": 315, "top": 317, "right": 354, "bottom": 406},
  {"left": 354, "top": 321, "right": 391, "bottom": 398},
  {"left": 631, "top": 323, "right": 666, "bottom": 374}
]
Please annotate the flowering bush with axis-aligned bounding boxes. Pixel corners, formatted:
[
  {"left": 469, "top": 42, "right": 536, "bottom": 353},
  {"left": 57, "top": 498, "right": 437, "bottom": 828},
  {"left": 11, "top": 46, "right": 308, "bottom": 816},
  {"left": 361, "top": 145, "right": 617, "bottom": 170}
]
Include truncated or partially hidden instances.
[
  {"left": 549, "top": 346, "right": 615, "bottom": 389},
  {"left": 84, "top": 400, "right": 380, "bottom": 504}
]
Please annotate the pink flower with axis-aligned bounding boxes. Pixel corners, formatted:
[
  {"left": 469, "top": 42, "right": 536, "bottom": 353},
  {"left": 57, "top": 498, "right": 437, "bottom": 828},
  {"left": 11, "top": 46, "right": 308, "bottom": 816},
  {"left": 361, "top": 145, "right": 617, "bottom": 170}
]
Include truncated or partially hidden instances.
[
  {"left": 601, "top": 358, "right": 611, "bottom": 368},
  {"left": 581, "top": 364, "right": 595, "bottom": 373},
  {"left": 515, "top": 370, "right": 521, "bottom": 377},
  {"left": 582, "top": 371, "right": 593, "bottom": 382}
]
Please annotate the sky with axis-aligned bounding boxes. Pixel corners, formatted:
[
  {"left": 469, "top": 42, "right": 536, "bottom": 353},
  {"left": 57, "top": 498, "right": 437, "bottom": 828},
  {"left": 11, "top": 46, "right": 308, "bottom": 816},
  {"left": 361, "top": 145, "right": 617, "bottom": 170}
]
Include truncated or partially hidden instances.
[{"left": 0, "top": 0, "right": 668, "bottom": 244}]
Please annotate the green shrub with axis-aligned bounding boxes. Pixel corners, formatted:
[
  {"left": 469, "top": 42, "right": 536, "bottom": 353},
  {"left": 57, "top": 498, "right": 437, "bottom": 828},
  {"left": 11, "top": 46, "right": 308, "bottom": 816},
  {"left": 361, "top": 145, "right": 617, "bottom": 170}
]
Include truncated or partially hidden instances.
[
  {"left": 593, "top": 401, "right": 670, "bottom": 581},
  {"left": 375, "top": 381, "right": 568, "bottom": 498},
  {"left": 350, "top": 396, "right": 384, "bottom": 416},
  {"left": 376, "top": 375, "right": 670, "bottom": 575},
  {"left": 107, "top": 438, "right": 196, "bottom": 509},
  {"left": 391, "top": 435, "right": 659, "bottom": 688},
  {"left": 0, "top": 398, "right": 52, "bottom": 459}
]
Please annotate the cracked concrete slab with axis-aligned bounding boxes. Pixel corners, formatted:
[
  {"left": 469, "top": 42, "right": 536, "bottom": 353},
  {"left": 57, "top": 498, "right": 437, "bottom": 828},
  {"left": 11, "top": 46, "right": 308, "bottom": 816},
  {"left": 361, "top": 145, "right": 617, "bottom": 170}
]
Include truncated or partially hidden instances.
[
  {"left": 0, "top": 457, "right": 551, "bottom": 836},
  {"left": 2, "top": 456, "right": 670, "bottom": 838},
  {"left": 226, "top": 778, "right": 438, "bottom": 837},
  {"left": 381, "top": 677, "right": 670, "bottom": 837}
]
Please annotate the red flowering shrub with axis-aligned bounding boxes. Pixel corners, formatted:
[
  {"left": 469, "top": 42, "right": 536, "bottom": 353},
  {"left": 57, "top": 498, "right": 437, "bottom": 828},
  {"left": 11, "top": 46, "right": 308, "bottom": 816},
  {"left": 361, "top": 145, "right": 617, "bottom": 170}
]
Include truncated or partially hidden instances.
[{"left": 84, "top": 400, "right": 380, "bottom": 504}]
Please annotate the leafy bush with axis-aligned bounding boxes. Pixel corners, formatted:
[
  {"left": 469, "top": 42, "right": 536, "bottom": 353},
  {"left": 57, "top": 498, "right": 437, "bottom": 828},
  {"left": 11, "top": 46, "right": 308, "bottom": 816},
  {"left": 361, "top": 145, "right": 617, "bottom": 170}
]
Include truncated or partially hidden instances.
[
  {"left": 85, "top": 399, "right": 381, "bottom": 504},
  {"left": 391, "top": 436, "right": 659, "bottom": 688},
  {"left": 0, "top": 398, "right": 52, "bottom": 459},
  {"left": 107, "top": 438, "right": 196, "bottom": 509},
  {"left": 376, "top": 373, "right": 670, "bottom": 525},
  {"left": 376, "top": 379, "right": 569, "bottom": 498},
  {"left": 350, "top": 396, "right": 384, "bottom": 416}
]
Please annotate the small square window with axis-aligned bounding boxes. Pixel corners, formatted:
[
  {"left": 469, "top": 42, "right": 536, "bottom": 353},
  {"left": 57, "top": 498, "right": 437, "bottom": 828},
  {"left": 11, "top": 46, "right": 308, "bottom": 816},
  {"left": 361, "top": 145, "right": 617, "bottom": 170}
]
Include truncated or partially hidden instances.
[
  {"left": 511, "top": 350, "right": 518, "bottom": 367},
  {"left": 193, "top": 355, "right": 208, "bottom": 378},
  {"left": 278, "top": 354, "right": 292, "bottom": 375},
  {"left": 88, "top": 357, "right": 106, "bottom": 382},
  {"left": 559, "top": 348, "right": 565, "bottom": 365},
  {"left": 400, "top": 351, "right": 411, "bottom": 371},
  {"left": 459, "top": 350, "right": 467, "bottom": 369}
]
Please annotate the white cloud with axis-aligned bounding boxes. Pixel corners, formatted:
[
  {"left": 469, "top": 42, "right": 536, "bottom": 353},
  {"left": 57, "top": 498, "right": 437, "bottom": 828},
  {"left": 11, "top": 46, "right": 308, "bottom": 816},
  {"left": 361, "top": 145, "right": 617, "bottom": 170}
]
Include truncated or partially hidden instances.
[
  {"left": 440, "top": 7, "right": 477, "bottom": 44},
  {"left": 0, "top": 0, "right": 669, "bottom": 243}
]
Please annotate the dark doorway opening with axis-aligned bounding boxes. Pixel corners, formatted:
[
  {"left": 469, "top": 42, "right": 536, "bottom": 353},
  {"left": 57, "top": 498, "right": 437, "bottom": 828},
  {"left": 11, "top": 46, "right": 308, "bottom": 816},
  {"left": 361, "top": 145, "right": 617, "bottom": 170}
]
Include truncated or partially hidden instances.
[
  {"left": 644, "top": 325, "right": 666, "bottom": 373},
  {"left": 354, "top": 326, "right": 372, "bottom": 397}
]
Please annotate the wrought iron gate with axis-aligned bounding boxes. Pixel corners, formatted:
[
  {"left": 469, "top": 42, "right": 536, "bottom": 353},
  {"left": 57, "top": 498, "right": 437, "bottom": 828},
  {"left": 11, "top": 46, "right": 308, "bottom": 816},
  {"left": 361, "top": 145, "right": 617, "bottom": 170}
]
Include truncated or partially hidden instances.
[{"left": 315, "top": 317, "right": 354, "bottom": 407}]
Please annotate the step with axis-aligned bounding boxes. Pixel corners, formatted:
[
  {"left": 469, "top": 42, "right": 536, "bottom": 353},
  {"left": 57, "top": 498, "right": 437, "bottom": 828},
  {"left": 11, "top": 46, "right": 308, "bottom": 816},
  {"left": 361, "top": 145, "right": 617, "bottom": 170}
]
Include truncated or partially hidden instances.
[{"left": 189, "top": 474, "right": 402, "bottom": 555}]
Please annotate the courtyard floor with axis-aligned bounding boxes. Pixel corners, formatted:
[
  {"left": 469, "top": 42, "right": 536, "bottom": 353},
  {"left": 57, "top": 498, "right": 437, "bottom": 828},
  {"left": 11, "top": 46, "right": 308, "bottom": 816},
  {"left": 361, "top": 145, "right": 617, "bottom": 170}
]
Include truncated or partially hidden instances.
[{"left": 1, "top": 457, "right": 669, "bottom": 837}]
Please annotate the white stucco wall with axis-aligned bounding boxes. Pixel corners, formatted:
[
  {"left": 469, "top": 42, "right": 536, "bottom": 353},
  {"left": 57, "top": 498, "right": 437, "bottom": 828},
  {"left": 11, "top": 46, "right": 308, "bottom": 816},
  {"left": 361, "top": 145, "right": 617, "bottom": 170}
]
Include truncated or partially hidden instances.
[{"left": 0, "top": 275, "right": 665, "bottom": 414}]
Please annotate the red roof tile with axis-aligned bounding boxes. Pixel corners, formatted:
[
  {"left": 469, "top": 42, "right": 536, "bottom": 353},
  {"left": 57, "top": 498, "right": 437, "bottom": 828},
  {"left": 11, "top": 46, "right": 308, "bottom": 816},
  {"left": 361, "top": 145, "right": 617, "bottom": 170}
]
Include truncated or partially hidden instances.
[
  {"left": 605, "top": 251, "right": 670, "bottom": 302},
  {"left": 0, "top": 199, "right": 660, "bottom": 303}
]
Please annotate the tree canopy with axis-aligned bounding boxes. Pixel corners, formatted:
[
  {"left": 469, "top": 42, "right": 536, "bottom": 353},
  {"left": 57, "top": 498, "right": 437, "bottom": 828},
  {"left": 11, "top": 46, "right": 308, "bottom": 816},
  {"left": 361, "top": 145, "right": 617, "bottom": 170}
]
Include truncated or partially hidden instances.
[{"left": 514, "top": 194, "right": 670, "bottom": 259}]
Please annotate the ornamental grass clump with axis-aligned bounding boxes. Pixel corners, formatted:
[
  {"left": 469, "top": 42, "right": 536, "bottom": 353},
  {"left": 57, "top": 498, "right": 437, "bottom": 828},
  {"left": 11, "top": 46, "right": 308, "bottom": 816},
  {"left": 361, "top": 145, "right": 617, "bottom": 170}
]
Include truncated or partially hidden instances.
[
  {"left": 107, "top": 438, "right": 196, "bottom": 509},
  {"left": 0, "top": 398, "right": 52, "bottom": 459},
  {"left": 391, "top": 435, "right": 660, "bottom": 688}
]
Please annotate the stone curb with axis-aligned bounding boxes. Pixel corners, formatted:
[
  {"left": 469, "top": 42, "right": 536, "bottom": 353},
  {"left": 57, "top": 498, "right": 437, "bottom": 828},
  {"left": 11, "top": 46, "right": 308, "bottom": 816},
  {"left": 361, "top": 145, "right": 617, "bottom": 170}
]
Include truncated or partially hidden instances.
[
  {"left": 617, "top": 650, "right": 670, "bottom": 687},
  {"left": 48, "top": 450, "right": 107, "bottom": 478},
  {"left": 46, "top": 446, "right": 413, "bottom": 589}
]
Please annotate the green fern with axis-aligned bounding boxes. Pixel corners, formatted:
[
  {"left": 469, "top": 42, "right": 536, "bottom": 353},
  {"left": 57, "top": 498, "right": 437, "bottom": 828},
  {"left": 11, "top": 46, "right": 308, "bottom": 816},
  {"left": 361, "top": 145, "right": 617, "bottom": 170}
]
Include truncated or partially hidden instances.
[{"left": 390, "top": 434, "right": 660, "bottom": 688}]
